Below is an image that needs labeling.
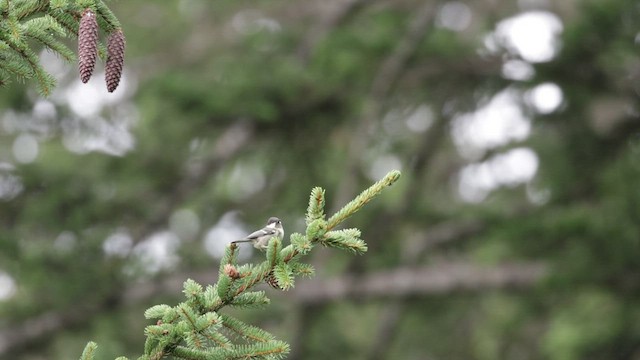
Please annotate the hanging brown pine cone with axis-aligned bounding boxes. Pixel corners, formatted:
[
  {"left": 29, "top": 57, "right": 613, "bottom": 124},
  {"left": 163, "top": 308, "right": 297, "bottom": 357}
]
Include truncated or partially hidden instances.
[
  {"left": 264, "top": 270, "right": 283, "bottom": 290},
  {"left": 78, "top": 9, "right": 98, "bottom": 83},
  {"left": 105, "top": 29, "right": 126, "bottom": 92}
]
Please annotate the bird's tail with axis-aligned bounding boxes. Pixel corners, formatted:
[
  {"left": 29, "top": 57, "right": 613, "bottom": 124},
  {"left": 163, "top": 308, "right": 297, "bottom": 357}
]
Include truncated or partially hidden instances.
[{"left": 231, "top": 239, "right": 252, "bottom": 244}]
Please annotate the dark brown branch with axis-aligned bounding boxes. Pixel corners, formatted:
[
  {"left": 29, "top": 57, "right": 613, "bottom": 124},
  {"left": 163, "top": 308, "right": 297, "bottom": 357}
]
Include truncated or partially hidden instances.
[
  {"left": 369, "top": 1, "right": 438, "bottom": 100},
  {"left": 125, "top": 262, "right": 547, "bottom": 305},
  {"left": 331, "top": 0, "right": 438, "bottom": 211},
  {"left": 0, "top": 261, "right": 545, "bottom": 356},
  {"left": 366, "top": 302, "right": 403, "bottom": 360},
  {"left": 294, "top": 5, "right": 440, "bottom": 355},
  {"left": 131, "top": 121, "right": 254, "bottom": 242},
  {"left": 407, "top": 219, "right": 486, "bottom": 256},
  {"left": 297, "top": 0, "right": 373, "bottom": 62},
  {"left": 364, "top": 219, "right": 482, "bottom": 359},
  {"left": 0, "top": 122, "right": 253, "bottom": 356},
  {"left": 0, "top": 302, "right": 111, "bottom": 356},
  {"left": 292, "top": 262, "right": 547, "bottom": 304}
]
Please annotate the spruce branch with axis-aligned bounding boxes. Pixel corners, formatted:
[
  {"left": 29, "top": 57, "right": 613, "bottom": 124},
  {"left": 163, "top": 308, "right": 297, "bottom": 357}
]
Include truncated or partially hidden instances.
[
  {"left": 305, "top": 187, "right": 325, "bottom": 225},
  {"left": 266, "top": 236, "right": 283, "bottom": 267},
  {"left": 289, "top": 232, "right": 312, "bottom": 255},
  {"left": 93, "top": 0, "right": 120, "bottom": 31},
  {"left": 80, "top": 341, "right": 98, "bottom": 360},
  {"left": 25, "top": 18, "right": 75, "bottom": 62},
  {"left": 326, "top": 169, "right": 401, "bottom": 231},
  {"left": 291, "top": 262, "right": 315, "bottom": 278},
  {"left": 13, "top": 0, "right": 48, "bottom": 20},
  {"left": 319, "top": 228, "right": 367, "bottom": 254},
  {"left": 219, "top": 314, "right": 276, "bottom": 343},
  {"left": 279, "top": 244, "right": 299, "bottom": 263},
  {"left": 81, "top": 171, "right": 401, "bottom": 360},
  {"left": 0, "top": 0, "right": 124, "bottom": 94},
  {"left": 228, "top": 291, "right": 270, "bottom": 309}
]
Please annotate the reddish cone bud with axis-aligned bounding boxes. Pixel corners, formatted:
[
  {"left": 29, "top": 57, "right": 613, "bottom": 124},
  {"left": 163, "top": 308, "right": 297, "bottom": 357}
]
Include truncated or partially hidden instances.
[{"left": 223, "top": 264, "right": 241, "bottom": 279}]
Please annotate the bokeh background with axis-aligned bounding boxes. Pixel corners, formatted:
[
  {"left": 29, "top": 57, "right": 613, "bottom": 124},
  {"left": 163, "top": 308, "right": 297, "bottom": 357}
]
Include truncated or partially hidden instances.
[{"left": 1, "top": 0, "right": 640, "bottom": 359}]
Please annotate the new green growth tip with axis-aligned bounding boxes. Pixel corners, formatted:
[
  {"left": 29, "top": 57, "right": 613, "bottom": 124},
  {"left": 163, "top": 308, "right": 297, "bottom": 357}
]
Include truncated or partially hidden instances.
[{"left": 327, "top": 170, "right": 401, "bottom": 230}]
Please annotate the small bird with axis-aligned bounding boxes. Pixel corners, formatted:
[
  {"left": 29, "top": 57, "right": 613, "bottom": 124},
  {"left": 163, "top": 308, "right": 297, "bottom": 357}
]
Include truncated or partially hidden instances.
[{"left": 232, "top": 217, "right": 284, "bottom": 250}]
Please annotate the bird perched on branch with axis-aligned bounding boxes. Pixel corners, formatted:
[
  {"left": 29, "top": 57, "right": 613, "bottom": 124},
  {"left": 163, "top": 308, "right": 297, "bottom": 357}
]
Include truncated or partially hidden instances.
[{"left": 232, "top": 217, "right": 284, "bottom": 250}]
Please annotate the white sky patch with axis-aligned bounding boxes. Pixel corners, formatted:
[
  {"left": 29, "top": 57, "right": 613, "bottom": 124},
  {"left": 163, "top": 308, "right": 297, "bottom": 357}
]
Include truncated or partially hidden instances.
[
  {"left": 369, "top": 154, "right": 402, "bottom": 182},
  {"left": 103, "top": 229, "right": 133, "bottom": 257},
  {"left": 170, "top": 208, "right": 201, "bottom": 241},
  {"left": 66, "top": 81, "right": 104, "bottom": 118},
  {"left": 54, "top": 231, "right": 77, "bottom": 253},
  {"left": 61, "top": 114, "right": 136, "bottom": 156},
  {"left": 490, "top": 11, "right": 563, "bottom": 63},
  {"left": 0, "top": 164, "right": 22, "bottom": 201},
  {"left": 38, "top": 48, "right": 140, "bottom": 157},
  {"left": 39, "top": 49, "right": 71, "bottom": 80},
  {"left": 526, "top": 182, "right": 551, "bottom": 205},
  {"left": 527, "top": 82, "right": 563, "bottom": 114},
  {"left": 3, "top": 108, "right": 54, "bottom": 138},
  {"left": 405, "top": 105, "right": 434, "bottom": 133},
  {"left": 458, "top": 162, "right": 495, "bottom": 203},
  {"left": 231, "top": 10, "right": 281, "bottom": 34},
  {"left": 458, "top": 147, "right": 539, "bottom": 202},
  {"left": 40, "top": 49, "right": 134, "bottom": 118},
  {"left": 502, "top": 59, "right": 535, "bottom": 81},
  {"left": 490, "top": 148, "right": 539, "bottom": 185},
  {"left": 0, "top": 271, "right": 17, "bottom": 301},
  {"left": 452, "top": 89, "right": 530, "bottom": 159},
  {"left": 32, "top": 100, "right": 57, "bottom": 120},
  {"left": 63, "top": 71, "right": 131, "bottom": 118},
  {"left": 436, "top": 2, "right": 472, "bottom": 32},
  {"left": 204, "top": 212, "right": 250, "bottom": 260},
  {"left": 12, "top": 134, "right": 39, "bottom": 164},
  {"left": 226, "top": 162, "right": 266, "bottom": 202},
  {"left": 383, "top": 105, "right": 433, "bottom": 136},
  {"left": 131, "top": 231, "right": 181, "bottom": 274}
]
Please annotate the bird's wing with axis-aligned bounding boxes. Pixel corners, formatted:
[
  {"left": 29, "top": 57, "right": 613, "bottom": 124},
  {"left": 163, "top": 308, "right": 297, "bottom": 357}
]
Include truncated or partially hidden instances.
[{"left": 244, "top": 227, "right": 277, "bottom": 240}]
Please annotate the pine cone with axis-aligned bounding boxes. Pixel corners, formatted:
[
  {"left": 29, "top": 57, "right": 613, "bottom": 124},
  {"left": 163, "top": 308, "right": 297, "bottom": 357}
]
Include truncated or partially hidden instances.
[
  {"left": 105, "top": 29, "right": 126, "bottom": 92},
  {"left": 265, "top": 270, "right": 283, "bottom": 290},
  {"left": 78, "top": 9, "right": 99, "bottom": 83}
]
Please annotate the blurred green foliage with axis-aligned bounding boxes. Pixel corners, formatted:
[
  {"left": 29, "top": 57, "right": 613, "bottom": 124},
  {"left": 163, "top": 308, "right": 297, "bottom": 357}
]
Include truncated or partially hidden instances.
[{"left": 1, "top": 0, "right": 639, "bottom": 359}]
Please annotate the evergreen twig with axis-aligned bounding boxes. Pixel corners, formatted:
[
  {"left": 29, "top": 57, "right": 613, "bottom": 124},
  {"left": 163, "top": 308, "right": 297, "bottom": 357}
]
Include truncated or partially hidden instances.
[
  {"left": 80, "top": 342, "right": 98, "bottom": 360},
  {"left": 327, "top": 170, "right": 401, "bottom": 231},
  {"left": 81, "top": 170, "right": 401, "bottom": 360},
  {"left": 0, "top": 0, "right": 124, "bottom": 94}
]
